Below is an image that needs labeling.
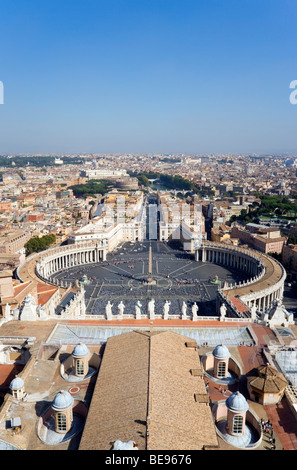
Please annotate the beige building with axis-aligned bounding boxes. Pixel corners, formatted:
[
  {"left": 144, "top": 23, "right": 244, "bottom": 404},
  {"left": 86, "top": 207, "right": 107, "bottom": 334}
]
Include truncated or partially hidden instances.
[
  {"left": 247, "top": 364, "right": 288, "bottom": 405},
  {"left": 231, "top": 223, "right": 286, "bottom": 254},
  {"left": 0, "top": 230, "right": 31, "bottom": 255}
]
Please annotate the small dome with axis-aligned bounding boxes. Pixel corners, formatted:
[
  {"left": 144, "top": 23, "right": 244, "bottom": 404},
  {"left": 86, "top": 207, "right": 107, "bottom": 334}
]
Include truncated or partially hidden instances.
[
  {"left": 52, "top": 390, "right": 74, "bottom": 411},
  {"left": 72, "top": 343, "right": 90, "bottom": 358},
  {"left": 226, "top": 391, "right": 249, "bottom": 413},
  {"left": 212, "top": 344, "right": 230, "bottom": 360},
  {"left": 113, "top": 440, "right": 138, "bottom": 450},
  {"left": 9, "top": 377, "right": 24, "bottom": 390}
]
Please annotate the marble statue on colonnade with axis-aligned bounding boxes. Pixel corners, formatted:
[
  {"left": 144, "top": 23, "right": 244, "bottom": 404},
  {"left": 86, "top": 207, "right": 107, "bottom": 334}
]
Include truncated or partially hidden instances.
[
  {"left": 118, "top": 301, "right": 125, "bottom": 318},
  {"left": 49, "top": 299, "right": 55, "bottom": 316},
  {"left": 148, "top": 298, "right": 155, "bottom": 319},
  {"left": 192, "top": 302, "right": 199, "bottom": 321},
  {"left": 220, "top": 303, "right": 227, "bottom": 320},
  {"left": 37, "top": 305, "right": 47, "bottom": 319},
  {"left": 181, "top": 301, "right": 188, "bottom": 319},
  {"left": 106, "top": 301, "right": 113, "bottom": 320},
  {"left": 4, "top": 303, "right": 11, "bottom": 319},
  {"left": 250, "top": 302, "right": 257, "bottom": 321},
  {"left": 163, "top": 300, "right": 170, "bottom": 319},
  {"left": 135, "top": 300, "right": 142, "bottom": 319}
]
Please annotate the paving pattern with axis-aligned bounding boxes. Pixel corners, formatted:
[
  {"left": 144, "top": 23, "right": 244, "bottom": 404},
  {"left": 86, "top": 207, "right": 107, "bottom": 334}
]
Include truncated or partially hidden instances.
[{"left": 53, "top": 240, "right": 250, "bottom": 317}]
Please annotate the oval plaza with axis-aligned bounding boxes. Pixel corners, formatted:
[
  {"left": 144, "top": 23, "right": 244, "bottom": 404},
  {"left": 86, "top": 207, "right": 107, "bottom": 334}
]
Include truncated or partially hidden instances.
[{"left": 18, "top": 236, "right": 286, "bottom": 322}]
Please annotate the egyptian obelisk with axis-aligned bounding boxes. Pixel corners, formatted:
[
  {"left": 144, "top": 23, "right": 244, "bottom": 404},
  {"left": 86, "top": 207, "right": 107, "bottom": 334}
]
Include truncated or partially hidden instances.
[{"left": 148, "top": 243, "right": 153, "bottom": 283}]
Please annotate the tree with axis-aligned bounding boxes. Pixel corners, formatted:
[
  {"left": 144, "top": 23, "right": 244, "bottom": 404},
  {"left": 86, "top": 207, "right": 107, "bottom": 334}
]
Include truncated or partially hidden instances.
[
  {"left": 137, "top": 175, "right": 150, "bottom": 187},
  {"left": 69, "top": 179, "right": 115, "bottom": 198},
  {"left": 25, "top": 234, "right": 56, "bottom": 256}
]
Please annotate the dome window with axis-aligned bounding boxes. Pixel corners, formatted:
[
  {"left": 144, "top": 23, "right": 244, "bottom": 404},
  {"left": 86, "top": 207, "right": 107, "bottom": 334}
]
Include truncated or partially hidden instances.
[{"left": 232, "top": 415, "right": 244, "bottom": 435}]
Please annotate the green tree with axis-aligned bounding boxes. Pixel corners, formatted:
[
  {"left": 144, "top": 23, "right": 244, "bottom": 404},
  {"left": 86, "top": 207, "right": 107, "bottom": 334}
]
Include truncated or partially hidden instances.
[{"left": 25, "top": 234, "right": 56, "bottom": 256}]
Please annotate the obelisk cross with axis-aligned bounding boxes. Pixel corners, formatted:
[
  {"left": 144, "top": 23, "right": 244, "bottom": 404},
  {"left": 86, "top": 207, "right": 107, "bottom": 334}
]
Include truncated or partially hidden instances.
[{"left": 148, "top": 243, "right": 153, "bottom": 283}]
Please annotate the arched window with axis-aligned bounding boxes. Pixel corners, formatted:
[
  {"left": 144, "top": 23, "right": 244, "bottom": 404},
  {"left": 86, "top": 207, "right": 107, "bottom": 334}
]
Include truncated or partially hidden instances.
[
  {"left": 56, "top": 412, "right": 67, "bottom": 432},
  {"left": 76, "top": 359, "right": 85, "bottom": 376},
  {"left": 217, "top": 361, "right": 226, "bottom": 378},
  {"left": 232, "top": 415, "right": 243, "bottom": 434}
]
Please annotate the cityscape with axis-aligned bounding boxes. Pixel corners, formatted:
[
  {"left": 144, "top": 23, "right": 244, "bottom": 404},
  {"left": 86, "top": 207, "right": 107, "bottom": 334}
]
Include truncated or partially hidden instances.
[{"left": 0, "top": 0, "right": 297, "bottom": 457}]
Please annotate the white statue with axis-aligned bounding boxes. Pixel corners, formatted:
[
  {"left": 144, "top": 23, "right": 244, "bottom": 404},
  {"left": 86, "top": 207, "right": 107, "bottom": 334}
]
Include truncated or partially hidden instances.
[
  {"left": 250, "top": 302, "right": 257, "bottom": 320},
  {"left": 220, "top": 303, "right": 227, "bottom": 320},
  {"left": 192, "top": 302, "right": 199, "bottom": 321},
  {"left": 106, "top": 301, "right": 113, "bottom": 320},
  {"left": 181, "top": 301, "right": 187, "bottom": 319},
  {"left": 4, "top": 303, "right": 11, "bottom": 319},
  {"left": 118, "top": 301, "right": 125, "bottom": 318},
  {"left": 135, "top": 301, "right": 142, "bottom": 319},
  {"left": 163, "top": 300, "right": 170, "bottom": 319},
  {"left": 37, "top": 305, "right": 47, "bottom": 319},
  {"left": 148, "top": 299, "right": 155, "bottom": 319},
  {"left": 49, "top": 299, "right": 55, "bottom": 316}
]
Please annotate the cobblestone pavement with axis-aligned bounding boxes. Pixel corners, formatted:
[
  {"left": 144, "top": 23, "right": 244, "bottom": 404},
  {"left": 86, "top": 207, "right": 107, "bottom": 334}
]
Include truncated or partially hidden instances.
[{"left": 53, "top": 240, "right": 250, "bottom": 317}]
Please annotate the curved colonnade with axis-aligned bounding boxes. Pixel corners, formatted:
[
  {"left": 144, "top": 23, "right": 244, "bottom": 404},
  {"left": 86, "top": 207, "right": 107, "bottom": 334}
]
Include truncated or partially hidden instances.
[
  {"left": 36, "top": 241, "right": 107, "bottom": 285},
  {"left": 17, "top": 241, "right": 107, "bottom": 289},
  {"left": 196, "top": 241, "right": 286, "bottom": 313},
  {"left": 16, "top": 240, "right": 286, "bottom": 317}
]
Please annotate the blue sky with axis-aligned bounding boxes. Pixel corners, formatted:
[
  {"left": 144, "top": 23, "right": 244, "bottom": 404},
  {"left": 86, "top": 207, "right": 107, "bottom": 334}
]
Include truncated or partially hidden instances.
[{"left": 0, "top": 0, "right": 297, "bottom": 155}]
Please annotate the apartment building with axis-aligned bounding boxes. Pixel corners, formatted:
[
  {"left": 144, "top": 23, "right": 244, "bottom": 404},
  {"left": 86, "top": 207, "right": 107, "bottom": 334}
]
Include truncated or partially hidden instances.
[
  {"left": 231, "top": 223, "right": 286, "bottom": 254},
  {"left": 0, "top": 230, "right": 31, "bottom": 255}
]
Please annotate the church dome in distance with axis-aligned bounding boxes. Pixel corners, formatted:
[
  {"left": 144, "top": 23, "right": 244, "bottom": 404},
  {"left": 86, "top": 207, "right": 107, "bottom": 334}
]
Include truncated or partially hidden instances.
[
  {"left": 52, "top": 390, "right": 74, "bottom": 412},
  {"left": 72, "top": 342, "right": 90, "bottom": 358},
  {"left": 212, "top": 344, "right": 231, "bottom": 360},
  {"left": 226, "top": 391, "right": 249, "bottom": 413}
]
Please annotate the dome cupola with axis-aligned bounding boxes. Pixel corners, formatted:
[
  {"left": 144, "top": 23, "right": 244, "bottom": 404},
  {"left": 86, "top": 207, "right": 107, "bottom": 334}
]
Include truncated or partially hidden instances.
[
  {"left": 72, "top": 343, "right": 90, "bottom": 358},
  {"left": 52, "top": 390, "right": 74, "bottom": 412},
  {"left": 9, "top": 376, "right": 24, "bottom": 391},
  {"left": 9, "top": 376, "right": 25, "bottom": 400},
  {"left": 226, "top": 391, "right": 249, "bottom": 413},
  {"left": 212, "top": 344, "right": 231, "bottom": 360}
]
